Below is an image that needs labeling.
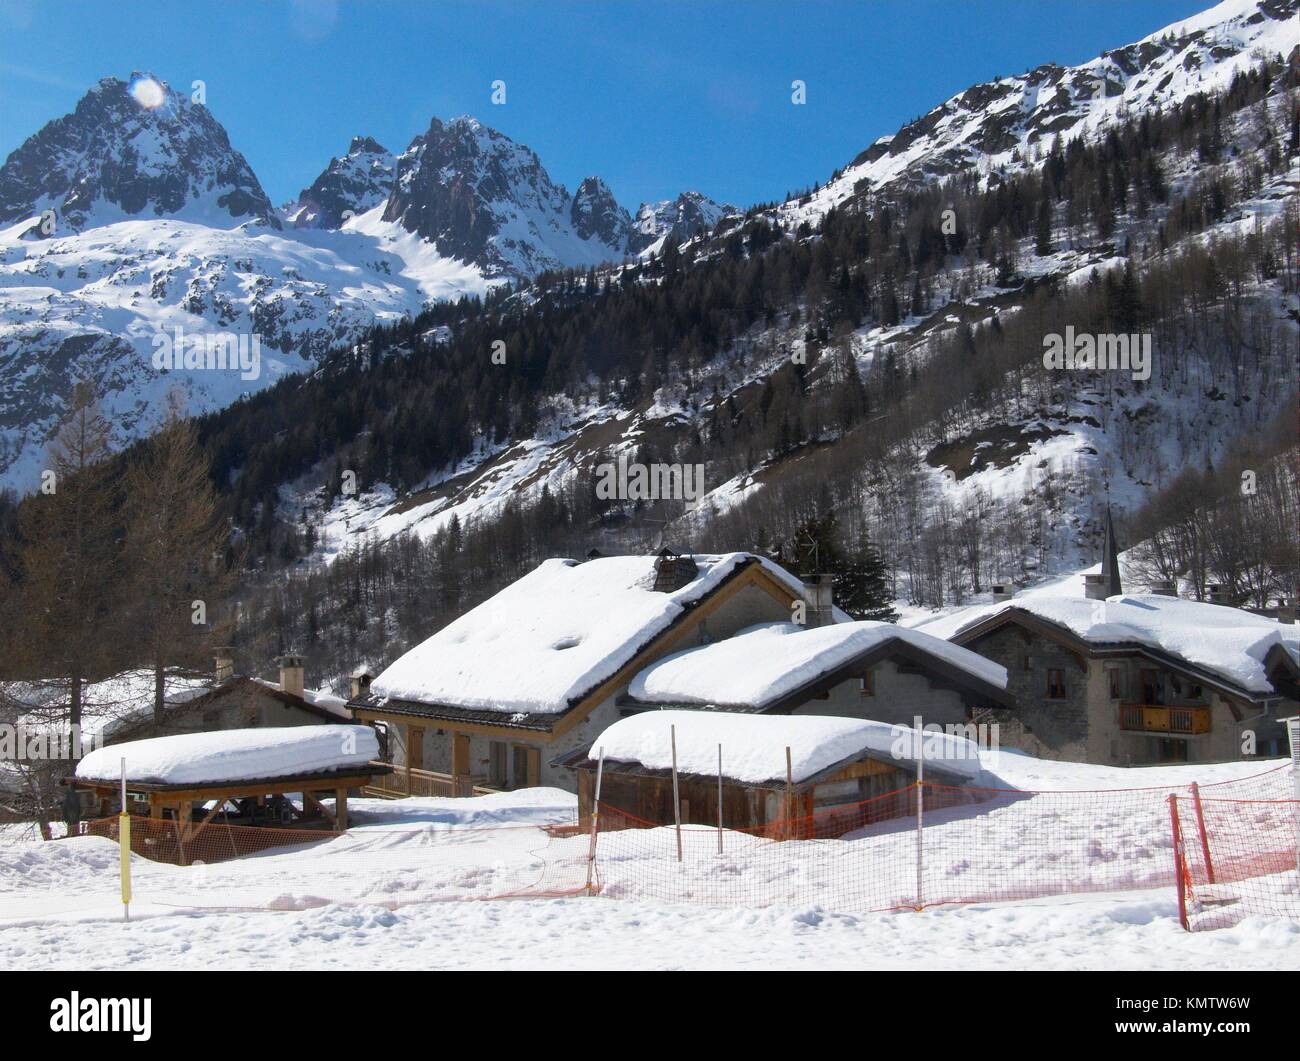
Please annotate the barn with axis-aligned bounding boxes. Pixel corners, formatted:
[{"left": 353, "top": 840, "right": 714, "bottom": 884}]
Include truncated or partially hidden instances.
[{"left": 555, "top": 710, "right": 984, "bottom": 839}]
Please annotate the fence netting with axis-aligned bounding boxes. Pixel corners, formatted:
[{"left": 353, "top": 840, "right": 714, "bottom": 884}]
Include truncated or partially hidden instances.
[
  {"left": 18, "top": 764, "right": 1296, "bottom": 931},
  {"left": 591, "top": 766, "right": 1295, "bottom": 923},
  {"left": 1170, "top": 790, "right": 1300, "bottom": 931}
]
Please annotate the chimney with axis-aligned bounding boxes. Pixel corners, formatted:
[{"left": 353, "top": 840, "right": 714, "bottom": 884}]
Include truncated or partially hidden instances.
[
  {"left": 351, "top": 667, "right": 375, "bottom": 699},
  {"left": 277, "top": 653, "right": 305, "bottom": 699},
  {"left": 1148, "top": 580, "right": 1178, "bottom": 597},
  {"left": 1083, "top": 573, "right": 1109, "bottom": 601},
  {"left": 802, "top": 574, "right": 835, "bottom": 628},
  {"left": 1207, "top": 584, "right": 1233, "bottom": 607},
  {"left": 652, "top": 548, "right": 698, "bottom": 592},
  {"left": 214, "top": 649, "right": 235, "bottom": 682},
  {"left": 1277, "top": 601, "right": 1296, "bottom": 626},
  {"left": 991, "top": 583, "right": 1014, "bottom": 603}
]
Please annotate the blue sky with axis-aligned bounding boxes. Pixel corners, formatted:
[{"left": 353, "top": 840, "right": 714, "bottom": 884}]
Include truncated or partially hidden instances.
[{"left": 0, "top": 0, "right": 1213, "bottom": 212}]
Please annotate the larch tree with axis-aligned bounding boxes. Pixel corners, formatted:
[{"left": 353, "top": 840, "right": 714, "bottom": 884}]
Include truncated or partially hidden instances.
[
  {"left": 123, "top": 394, "right": 234, "bottom": 723},
  {"left": 16, "top": 380, "right": 120, "bottom": 731}
]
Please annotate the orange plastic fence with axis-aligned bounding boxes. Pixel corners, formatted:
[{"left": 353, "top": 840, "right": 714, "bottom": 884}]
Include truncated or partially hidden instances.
[
  {"left": 64, "top": 764, "right": 1296, "bottom": 931},
  {"left": 1171, "top": 790, "right": 1300, "bottom": 931},
  {"left": 590, "top": 765, "right": 1297, "bottom": 920}
]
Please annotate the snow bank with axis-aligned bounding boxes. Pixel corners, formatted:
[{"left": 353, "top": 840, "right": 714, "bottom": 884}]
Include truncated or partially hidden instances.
[
  {"left": 75, "top": 725, "right": 379, "bottom": 786},
  {"left": 589, "top": 710, "right": 982, "bottom": 784},
  {"left": 915, "top": 593, "right": 1299, "bottom": 694},
  {"left": 371, "top": 553, "right": 820, "bottom": 714},
  {"left": 629, "top": 620, "right": 1006, "bottom": 707}
]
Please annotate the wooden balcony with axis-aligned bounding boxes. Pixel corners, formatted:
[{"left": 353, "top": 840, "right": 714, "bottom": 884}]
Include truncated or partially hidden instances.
[
  {"left": 361, "top": 763, "right": 499, "bottom": 799},
  {"left": 1117, "top": 703, "right": 1211, "bottom": 735}
]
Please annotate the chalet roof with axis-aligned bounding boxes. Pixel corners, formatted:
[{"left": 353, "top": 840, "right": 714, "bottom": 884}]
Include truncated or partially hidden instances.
[
  {"left": 554, "top": 710, "right": 981, "bottom": 786},
  {"left": 364, "top": 553, "right": 831, "bottom": 719},
  {"left": 74, "top": 724, "right": 380, "bottom": 788},
  {"left": 626, "top": 620, "right": 1008, "bottom": 711},
  {"left": 914, "top": 592, "right": 1300, "bottom": 698}
]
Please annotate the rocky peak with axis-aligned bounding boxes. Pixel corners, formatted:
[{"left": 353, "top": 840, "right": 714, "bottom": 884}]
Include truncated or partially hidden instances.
[{"left": 0, "top": 72, "right": 275, "bottom": 233}]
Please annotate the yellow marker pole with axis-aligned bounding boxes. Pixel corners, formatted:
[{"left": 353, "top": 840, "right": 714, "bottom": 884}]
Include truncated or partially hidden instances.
[{"left": 119, "top": 757, "right": 131, "bottom": 922}]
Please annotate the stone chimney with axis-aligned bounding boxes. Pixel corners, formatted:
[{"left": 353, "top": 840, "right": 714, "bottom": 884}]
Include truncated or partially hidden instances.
[
  {"left": 351, "top": 667, "right": 374, "bottom": 699},
  {"left": 802, "top": 574, "right": 835, "bottom": 628},
  {"left": 1148, "top": 580, "right": 1178, "bottom": 597},
  {"left": 277, "top": 653, "right": 305, "bottom": 699},
  {"left": 1207, "top": 584, "right": 1233, "bottom": 607},
  {"left": 1083, "top": 573, "right": 1109, "bottom": 601},
  {"left": 652, "top": 548, "right": 698, "bottom": 592},
  {"left": 214, "top": 649, "right": 235, "bottom": 682},
  {"left": 991, "top": 583, "right": 1015, "bottom": 603}
]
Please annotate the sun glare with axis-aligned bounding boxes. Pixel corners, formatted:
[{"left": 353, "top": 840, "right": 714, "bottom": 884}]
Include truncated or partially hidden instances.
[{"left": 129, "top": 76, "right": 166, "bottom": 110}]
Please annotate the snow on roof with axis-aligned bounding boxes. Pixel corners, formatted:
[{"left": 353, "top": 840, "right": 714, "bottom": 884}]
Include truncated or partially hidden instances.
[
  {"left": 250, "top": 678, "right": 351, "bottom": 719},
  {"left": 588, "top": 710, "right": 982, "bottom": 784},
  {"left": 629, "top": 621, "right": 1007, "bottom": 708},
  {"left": 370, "top": 553, "right": 816, "bottom": 714},
  {"left": 75, "top": 725, "right": 380, "bottom": 786},
  {"left": 914, "top": 593, "right": 1300, "bottom": 695}
]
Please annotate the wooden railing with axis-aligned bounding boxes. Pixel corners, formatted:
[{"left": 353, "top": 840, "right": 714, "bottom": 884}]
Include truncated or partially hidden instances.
[
  {"left": 362, "top": 763, "right": 497, "bottom": 799},
  {"left": 1117, "top": 703, "right": 1212, "bottom": 735}
]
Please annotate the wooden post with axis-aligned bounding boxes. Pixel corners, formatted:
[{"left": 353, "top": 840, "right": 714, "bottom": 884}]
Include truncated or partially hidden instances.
[
  {"left": 119, "top": 758, "right": 131, "bottom": 923},
  {"left": 1188, "top": 781, "right": 1214, "bottom": 884},
  {"left": 1168, "top": 794, "right": 1189, "bottom": 931},
  {"left": 914, "top": 720, "right": 924, "bottom": 910},
  {"left": 717, "top": 743, "right": 724, "bottom": 855},
  {"left": 404, "top": 723, "right": 413, "bottom": 797},
  {"left": 585, "top": 748, "right": 605, "bottom": 893},
  {"left": 335, "top": 787, "right": 348, "bottom": 831},
  {"left": 785, "top": 746, "right": 794, "bottom": 841},
  {"left": 671, "top": 725, "right": 682, "bottom": 862}
]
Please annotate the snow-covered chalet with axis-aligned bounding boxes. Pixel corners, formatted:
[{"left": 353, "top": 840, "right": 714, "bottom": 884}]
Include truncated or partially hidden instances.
[{"left": 348, "top": 551, "right": 1012, "bottom": 795}]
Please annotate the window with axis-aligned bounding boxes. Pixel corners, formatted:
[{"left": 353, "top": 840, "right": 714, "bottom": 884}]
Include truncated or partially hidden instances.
[
  {"left": 1140, "top": 669, "right": 1164, "bottom": 705},
  {"left": 1107, "top": 668, "right": 1123, "bottom": 700},
  {"left": 858, "top": 672, "right": 874, "bottom": 696},
  {"left": 1046, "top": 668, "right": 1066, "bottom": 699}
]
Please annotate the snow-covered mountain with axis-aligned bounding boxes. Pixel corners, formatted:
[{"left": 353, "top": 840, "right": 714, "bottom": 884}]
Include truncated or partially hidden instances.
[
  {"left": 0, "top": 72, "right": 275, "bottom": 234},
  {"left": 0, "top": 81, "right": 732, "bottom": 489},
  {"left": 781, "top": 0, "right": 1298, "bottom": 224},
  {"left": 634, "top": 191, "right": 738, "bottom": 255},
  {"left": 380, "top": 115, "right": 733, "bottom": 278},
  {"left": 282, "top": 136, "right": 396, "bottom": 229}
]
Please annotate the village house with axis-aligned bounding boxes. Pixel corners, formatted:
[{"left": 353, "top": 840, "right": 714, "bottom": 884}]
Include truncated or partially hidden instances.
[
  {"left": 555, "top": 709, "right": 985, "bottom": 839},
  {"left": 349, "top": 550, "right": 1013, "bottom": 797},
  {"left": 4, "top": 653, "right": 351, "bottom": 751},
  {"left": 916, "top": 523, "right": 1300, "bottom": 765}
]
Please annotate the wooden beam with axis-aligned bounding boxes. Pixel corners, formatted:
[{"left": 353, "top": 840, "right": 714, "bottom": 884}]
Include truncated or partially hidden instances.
[{"left": 335, "top": 788, "right": 348, "bottom": 831}]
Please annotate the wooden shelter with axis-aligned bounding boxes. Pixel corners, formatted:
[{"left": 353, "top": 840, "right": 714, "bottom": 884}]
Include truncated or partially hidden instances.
[
  {"left": 554, "top": 725, "right": 977, "bottom": 840},
  {"left": 70, "top": 762, "right": 390, "bottom": 864}
]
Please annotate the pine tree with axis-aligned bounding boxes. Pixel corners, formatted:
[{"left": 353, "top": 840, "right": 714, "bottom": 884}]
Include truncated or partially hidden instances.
[{"left": 838, "top": 531, "right": 900, "bottom": 622}]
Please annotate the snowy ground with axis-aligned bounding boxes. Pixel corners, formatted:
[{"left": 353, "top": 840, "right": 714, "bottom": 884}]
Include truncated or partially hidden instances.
[{"left": 1, "top": 759, "right": 1297, "bottom": 970}]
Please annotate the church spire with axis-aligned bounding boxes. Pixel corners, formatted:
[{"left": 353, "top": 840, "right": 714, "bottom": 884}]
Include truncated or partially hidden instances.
[{"left": 1101, "top": 505, "right": 1122, "bottom": 596}]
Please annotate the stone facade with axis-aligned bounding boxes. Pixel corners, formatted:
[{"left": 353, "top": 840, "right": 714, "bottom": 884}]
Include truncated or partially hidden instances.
[{"left": 961, "top": 622, "right": 1296, "bottom": 765}]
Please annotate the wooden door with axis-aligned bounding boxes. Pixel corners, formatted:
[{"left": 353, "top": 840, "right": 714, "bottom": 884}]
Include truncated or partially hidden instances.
[{"left": 452, "top": 733, "right": 471, "bottom": 777}]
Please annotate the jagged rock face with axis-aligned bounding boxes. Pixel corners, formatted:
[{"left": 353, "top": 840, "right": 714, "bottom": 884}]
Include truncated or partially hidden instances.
[
  {"left": 633, "top": 191, "right": 735, "bottom": 251},
  {"left": 0, "top": 72, "right": 275, "bottom": 233},
  {"left": 284, "top": 136, "right": 395, "bottom": 229},
  {"left": 382, "top": 116, "right": 634, "bottom": 279},
  {"left": 571, "top": 176, "right": 635, "bottom": 250}
]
